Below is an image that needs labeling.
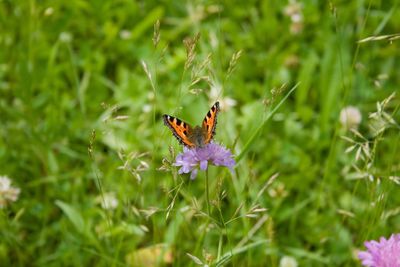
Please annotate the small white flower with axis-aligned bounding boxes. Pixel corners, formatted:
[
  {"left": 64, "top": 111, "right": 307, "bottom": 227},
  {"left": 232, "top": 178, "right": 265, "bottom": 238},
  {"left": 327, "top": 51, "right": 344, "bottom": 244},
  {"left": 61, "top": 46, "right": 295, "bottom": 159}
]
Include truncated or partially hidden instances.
[
  {"left": 209, "top": 85, "right": 236, "bottom": 111},
  {"left": 59, "top": 32, "right": 72, "bottom": 43},
  {"left": 142, "top": 104, "right": 152, "bottom": 113},
  {"left": 291, "top": 13, "right": 302, "bottom": 23},
  {"left": 283, "top": 1, "right": 304, "bottom": 35},
  {"left": 0, "top": 175, "right": 21, "bottom": 208},
  {"left": 279, "top": 255, "right": 298, "bottom": 267},
  {"left": 96, "top": 192, "right": 119, "bottom": 210},
  {"left": 284, "top": 1, "right": 302, "bottom": 18},
  {"left": 44, "top": 7, "right": 54, "bottom": 16},
  {"left": 340, "top": 106, "right": 362, "bottom": 129},
  {"left": 119, "top": 30, "right": 132, "bottom": 40}
]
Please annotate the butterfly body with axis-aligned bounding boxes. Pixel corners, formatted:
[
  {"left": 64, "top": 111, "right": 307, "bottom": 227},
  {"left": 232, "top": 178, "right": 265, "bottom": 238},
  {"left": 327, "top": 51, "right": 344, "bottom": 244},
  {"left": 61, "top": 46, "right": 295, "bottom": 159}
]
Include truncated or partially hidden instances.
[
  {"left": 188, "top": 126, "right": 208, "bottom": 148},
  {"left": 163, "top": 102, "right": 220, "bottom": 148}
]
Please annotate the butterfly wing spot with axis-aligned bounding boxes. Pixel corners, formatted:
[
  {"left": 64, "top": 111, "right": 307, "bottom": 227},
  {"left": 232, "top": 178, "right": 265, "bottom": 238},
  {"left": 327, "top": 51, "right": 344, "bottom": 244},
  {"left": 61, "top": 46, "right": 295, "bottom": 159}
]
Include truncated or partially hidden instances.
[
  {"left": 201, "top": 101, "right": 220, "bottom": 144},
  {"left": 163, "top": 114, "right": 195, "bottom": 148}
]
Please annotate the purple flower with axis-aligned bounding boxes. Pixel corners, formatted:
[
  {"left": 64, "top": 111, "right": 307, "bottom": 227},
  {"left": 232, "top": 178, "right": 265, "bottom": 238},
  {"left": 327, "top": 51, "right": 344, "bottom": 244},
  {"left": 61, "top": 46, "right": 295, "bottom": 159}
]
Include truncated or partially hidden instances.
[
  {"left": 174, "top": 143, "right": 235, "bottom": 179},
  {"left": 358, "top": 233, "right": 400, "bottom": 267}
]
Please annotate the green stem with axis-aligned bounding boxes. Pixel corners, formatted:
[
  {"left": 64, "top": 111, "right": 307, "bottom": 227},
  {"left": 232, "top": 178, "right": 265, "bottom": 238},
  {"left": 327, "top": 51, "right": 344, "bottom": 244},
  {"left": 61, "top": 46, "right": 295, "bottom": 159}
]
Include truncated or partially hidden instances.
[
  {"left": 217, "top": 232, "right": 223, "bottom": 261},
  {"left": 205, "top": 168, "right": 211, "bottom": 217}
]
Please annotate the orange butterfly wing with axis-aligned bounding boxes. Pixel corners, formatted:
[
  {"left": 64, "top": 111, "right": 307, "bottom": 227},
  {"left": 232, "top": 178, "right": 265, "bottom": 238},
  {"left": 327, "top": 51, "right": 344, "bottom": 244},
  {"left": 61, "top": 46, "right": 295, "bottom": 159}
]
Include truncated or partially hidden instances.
[
  {"left": 163, "top": 115, "right": 196, "bottom": 148},
  {"left": 201, "top": 101, "right": 220, "bottom": 144}
]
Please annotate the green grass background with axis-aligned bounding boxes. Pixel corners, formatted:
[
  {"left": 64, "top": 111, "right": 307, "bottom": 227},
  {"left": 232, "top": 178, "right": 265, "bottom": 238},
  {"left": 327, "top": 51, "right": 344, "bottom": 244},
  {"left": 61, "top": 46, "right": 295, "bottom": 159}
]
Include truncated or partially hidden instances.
[{"left": 1, "top": 0, "right": 400, "bottom": 266}]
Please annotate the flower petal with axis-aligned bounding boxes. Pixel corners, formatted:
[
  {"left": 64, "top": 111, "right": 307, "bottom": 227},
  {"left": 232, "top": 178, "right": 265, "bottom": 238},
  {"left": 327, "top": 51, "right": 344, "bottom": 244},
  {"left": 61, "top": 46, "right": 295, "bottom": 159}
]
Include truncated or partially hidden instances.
[
  {"left": 190, "top": 169, "right": 198, "bottom": 180},
  {"left": 200, "top": 160, "right": 208, "bottom": 170}
]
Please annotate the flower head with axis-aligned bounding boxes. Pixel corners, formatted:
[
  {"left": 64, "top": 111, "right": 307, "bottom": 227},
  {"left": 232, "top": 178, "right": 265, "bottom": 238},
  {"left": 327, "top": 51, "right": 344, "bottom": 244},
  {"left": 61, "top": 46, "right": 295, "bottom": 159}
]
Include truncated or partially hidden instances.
[
  {"left": 174, "top": 142, "right": 235, "bottom": 179},
  {"left": 209, "top": 85, "right": 237, "bottom": 111},
  {"left": 358, "top": 233, "right": 400, "bottom": 267},
  {"left": 96, "top": 192, "right": 119, "bottom": 210},
  {"left": 0, "top": 175, "right": 20, "bottom": 208},
  {"left": 283, "top": 0, "right": 304, "bottom": 35},
  {"left": 279, "top": 255, "right": 298, "bottom": 267},
  {"left": 340, "top": 106, "right": 362, "bottom": 130}
]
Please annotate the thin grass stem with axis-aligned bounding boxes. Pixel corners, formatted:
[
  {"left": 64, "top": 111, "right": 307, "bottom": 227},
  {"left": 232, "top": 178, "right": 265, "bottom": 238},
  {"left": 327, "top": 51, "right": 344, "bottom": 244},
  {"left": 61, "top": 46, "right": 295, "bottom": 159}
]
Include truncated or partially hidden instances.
[{"left": 205, "top": 168, "right": 211, "bottom": 217}]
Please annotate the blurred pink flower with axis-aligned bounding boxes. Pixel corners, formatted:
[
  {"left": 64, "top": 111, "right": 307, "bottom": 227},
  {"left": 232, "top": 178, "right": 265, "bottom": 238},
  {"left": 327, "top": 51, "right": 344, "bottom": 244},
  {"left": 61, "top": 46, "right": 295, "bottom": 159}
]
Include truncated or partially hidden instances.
[{"left": 358, "top": 233, "right": 400, "bottom": 267}]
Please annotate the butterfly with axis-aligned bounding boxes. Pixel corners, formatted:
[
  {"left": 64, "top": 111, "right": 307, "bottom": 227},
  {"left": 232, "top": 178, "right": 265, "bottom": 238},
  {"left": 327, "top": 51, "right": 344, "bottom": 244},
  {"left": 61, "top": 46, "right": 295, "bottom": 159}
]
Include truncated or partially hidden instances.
[{"left": 163, "top": 102, "right": 220, "bottom": 148}]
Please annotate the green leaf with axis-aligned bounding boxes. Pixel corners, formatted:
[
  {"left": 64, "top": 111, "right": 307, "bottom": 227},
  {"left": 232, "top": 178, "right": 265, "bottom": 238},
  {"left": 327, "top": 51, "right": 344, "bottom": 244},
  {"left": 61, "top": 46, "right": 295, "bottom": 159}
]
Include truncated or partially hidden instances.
[{"left": 55, "top": 200, "right": 85, "bottom": 234}]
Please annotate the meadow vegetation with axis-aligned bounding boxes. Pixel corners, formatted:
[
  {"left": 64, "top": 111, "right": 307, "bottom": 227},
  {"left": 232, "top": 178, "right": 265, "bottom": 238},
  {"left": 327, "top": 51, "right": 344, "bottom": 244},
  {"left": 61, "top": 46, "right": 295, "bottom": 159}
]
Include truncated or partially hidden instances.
[{"left": 1, "top": 0, "right": 400, "bottom": 266}]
